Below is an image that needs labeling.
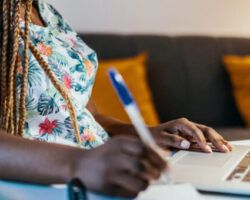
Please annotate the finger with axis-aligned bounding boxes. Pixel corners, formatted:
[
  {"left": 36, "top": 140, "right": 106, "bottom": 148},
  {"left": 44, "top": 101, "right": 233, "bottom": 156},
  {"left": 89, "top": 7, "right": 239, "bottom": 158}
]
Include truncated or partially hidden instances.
[
  {"left": 144, "top": 146, "right": 167, "bottom": 171},
  {"left": 121, "top": 152, "right": 165, "bottom": 181},
  {"left": 197, "top": 124, "right": 233, "bottom": 152},
  {"left": 110, "top": 186, "right": 138, "bottom": 198},
  {"left": 115, "top": 153, "right": 160, "bottom": 181},
  {"left": 117, "top": 155, "right": 148, "bottom": 179},
  {"left": 223, "top": 139, "right": 233, "bottom": 151},
  {"left": 175, "top": 118, "right": 212, "bottom": 153},
  {"left": 141, "top": 159, "right": 162, "bottom": 180},
  {"left": 111, "top": 174, "right": 149, "bottom": 198},
  {"left": 196, "top": 124, "right": 232, "bottom": 153},
  {"left": 115, "top": 137, "right": 167, "bottom": 173},
  {"left": 117, "top": 137, "right": 146, "bottom": 158},
  {"left": 158, "top": 131, "right": 191, "bottom": 150}
]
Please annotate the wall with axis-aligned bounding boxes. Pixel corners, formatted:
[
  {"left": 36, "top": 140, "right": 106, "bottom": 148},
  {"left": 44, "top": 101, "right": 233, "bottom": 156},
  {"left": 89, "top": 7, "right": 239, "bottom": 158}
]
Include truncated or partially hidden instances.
[{"left": 47, "top": 0, "right": 250, "bottom": 37}]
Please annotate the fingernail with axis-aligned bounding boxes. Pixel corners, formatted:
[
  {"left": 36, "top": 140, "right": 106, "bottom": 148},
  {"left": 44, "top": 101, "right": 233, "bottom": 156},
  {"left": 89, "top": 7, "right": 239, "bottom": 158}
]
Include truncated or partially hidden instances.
[
  {"left": 222, "top": 144, "right": 229, "bottom": 153},
  {"left": 205, "top": 145, "right": 213, "bottom": 153},
  {"left": 228, "top": 143, "right": 233, "bottom": 151},
  {"left": 180, "top": 140, "right": 191, "bottom": 149}
]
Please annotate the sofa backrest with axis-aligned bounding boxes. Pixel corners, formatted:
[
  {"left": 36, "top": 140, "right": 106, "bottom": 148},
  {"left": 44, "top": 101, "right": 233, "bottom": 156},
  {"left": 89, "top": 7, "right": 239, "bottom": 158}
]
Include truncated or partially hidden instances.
[{"left": 79, "top": 34, "right": 250, "bottom": 127}]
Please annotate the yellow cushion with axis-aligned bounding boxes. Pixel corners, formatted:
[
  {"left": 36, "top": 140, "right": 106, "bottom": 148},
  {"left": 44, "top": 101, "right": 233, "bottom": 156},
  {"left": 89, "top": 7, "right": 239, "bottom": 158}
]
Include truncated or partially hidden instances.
[
  {"left": 92, "top": 53, "right": 160, "bottom": 126},
  {"left": 223, "top": 55, "right": 250, "bottom": 127}
]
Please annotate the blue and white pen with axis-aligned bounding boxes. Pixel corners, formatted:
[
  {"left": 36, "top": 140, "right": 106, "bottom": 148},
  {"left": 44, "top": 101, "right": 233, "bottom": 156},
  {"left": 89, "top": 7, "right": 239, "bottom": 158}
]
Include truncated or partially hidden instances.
[{"left": 108, "top": 68, "right": 171, "bottom": 184}]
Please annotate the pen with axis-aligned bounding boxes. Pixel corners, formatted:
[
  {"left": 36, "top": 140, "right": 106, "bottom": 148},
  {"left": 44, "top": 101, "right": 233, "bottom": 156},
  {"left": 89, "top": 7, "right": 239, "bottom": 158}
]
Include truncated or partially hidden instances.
[{"left": 108, "top": 68, "right": 171, "bottom": 184}]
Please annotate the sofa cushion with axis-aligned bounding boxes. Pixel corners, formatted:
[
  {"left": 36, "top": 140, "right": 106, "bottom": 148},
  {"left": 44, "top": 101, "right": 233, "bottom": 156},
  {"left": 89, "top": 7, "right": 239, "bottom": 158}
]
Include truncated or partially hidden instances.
[
  {"left": 223, "top": 55, "right": 250, "bottom": 127},
  {"left": 92, "top": 53, "right": 160, "bottom": 126},
  {"left": 80, "top": 34, "right": 249, "bottom": 127}
]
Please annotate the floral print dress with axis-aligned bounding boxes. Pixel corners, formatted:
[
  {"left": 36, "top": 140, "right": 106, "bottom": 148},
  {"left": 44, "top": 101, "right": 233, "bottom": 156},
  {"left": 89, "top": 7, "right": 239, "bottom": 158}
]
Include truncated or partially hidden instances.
[{"left": 18, "top": 0, "right": 109, "bottom": 149}]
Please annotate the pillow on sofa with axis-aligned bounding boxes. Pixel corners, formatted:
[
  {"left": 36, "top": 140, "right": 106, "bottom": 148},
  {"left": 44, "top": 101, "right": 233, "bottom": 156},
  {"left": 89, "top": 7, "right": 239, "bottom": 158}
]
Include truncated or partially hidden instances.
[
  {"left": 92, "top": 53, "right": 160, "bottom": 126},
  {"left": 223, "top": 55, "right": 250, "bottom": 126}
]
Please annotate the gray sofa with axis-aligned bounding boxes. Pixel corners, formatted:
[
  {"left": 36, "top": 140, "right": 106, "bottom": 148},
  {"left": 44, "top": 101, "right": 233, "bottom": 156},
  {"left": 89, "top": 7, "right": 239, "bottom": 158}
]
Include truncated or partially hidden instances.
[{"left": 79, "top": 34, "right": 250, "bottom": 140}]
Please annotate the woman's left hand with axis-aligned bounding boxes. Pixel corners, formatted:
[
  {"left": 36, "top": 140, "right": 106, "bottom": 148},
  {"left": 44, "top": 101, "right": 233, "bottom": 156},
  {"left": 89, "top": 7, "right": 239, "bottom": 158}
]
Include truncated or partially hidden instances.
[{"left": 150, "top": 118, "right": 233, "bottom": 153}]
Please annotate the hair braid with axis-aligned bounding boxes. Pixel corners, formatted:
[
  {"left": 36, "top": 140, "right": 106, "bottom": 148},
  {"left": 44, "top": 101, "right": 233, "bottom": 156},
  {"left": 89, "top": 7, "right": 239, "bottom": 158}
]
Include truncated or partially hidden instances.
[
  {"left": 19, "top": 30, "right": 82, "bottom": 144},
  {"left": 13, "top": 60, "right": 19, "bottom": 135},
  {"left": 17, "top": 0, "right": 33, "bottom": 136},
  {"left": 1, "top": 0, "right": 10, "bottom": 126},
  {"left": 6, "top": 0, "right": 21, "bottom": 134},
  {"left": 30, "top": 44, "right": 81, "bottom": 144},
  {"left": 0, "top": 0, "right": 3, "bottom": 117}
]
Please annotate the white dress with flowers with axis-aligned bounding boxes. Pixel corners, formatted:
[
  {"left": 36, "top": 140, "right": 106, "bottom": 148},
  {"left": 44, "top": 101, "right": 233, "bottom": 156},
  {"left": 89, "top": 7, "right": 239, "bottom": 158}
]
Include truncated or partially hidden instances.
[{"left": 18, "top": 0, "right": 109, "bottom": 149}]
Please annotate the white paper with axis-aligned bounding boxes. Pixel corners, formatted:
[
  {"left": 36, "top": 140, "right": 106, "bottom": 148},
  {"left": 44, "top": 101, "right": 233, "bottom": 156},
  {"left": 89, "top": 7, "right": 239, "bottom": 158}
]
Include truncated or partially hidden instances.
[
  {"left": 136, "top": 184, "right": 203, "bottom": 200},
  {"left": 231, "top": 140, "right": 250, "bottom": 146}
]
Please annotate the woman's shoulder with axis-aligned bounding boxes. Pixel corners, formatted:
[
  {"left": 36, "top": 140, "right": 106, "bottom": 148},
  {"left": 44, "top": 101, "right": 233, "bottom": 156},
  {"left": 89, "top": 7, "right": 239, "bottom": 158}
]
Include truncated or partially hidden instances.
[
  {"left": 41, "top": 1, "right": 63, "bottom": 18},
  {"left": 37, "top": 0, "right": 73, "bottom": 31},
  {"left": 37, "top": 0, "right": 63, "bottom": 20}
]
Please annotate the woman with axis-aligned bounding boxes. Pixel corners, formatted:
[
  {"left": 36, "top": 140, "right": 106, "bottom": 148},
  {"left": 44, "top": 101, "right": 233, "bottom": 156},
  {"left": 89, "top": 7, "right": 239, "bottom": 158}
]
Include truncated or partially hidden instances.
[{"left": 0, "top": 0, "right": 232, "bottom": 198}]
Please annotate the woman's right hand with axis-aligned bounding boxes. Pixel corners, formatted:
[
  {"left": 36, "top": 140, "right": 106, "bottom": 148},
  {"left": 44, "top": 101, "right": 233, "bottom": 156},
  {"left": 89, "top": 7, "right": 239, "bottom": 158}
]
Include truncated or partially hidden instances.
[{"left": 75, "top": 136, "right": 167, "bottom": 198}]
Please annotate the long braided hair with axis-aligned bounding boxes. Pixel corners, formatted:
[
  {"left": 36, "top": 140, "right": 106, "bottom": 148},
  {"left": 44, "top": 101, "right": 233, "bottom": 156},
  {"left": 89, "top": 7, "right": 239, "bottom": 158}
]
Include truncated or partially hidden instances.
[{"left": 0, "top": 0, "right": 82, "bottom": 144}]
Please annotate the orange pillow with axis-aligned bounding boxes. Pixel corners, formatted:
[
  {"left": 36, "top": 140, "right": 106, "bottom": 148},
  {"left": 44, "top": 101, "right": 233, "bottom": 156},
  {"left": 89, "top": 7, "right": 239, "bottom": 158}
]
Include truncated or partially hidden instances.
[
  {"left": 223, "top": 55, "right": 250, "bottom": 126},
  {"left": 92, "top": 53, "right": 160, "bottom": 126}
]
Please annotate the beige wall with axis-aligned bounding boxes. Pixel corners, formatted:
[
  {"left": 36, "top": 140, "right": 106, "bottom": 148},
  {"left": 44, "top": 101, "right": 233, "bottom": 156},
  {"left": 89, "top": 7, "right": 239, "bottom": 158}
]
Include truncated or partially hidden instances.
[{"left": 47, "top": 0, "right": 250, "bottom": 37}]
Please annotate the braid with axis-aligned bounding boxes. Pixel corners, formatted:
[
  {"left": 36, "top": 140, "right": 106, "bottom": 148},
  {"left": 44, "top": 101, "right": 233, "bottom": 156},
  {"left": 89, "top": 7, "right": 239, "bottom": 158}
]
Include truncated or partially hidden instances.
[
  {"left": 32, "top": 51, "right": 82, "bottom": 144},
  {"left": 0, "top": 0, "right": 3, "bottom": 118},
  {"left": 6, "top": 0, "right": 21, "bottom": 134},
  {"left": 13, "top": 60, "right": 19, "bottom": 135},
  {"left": 1, "top": 0, "right": 10, "bottom": 126},
  {"left": 20, "top": 30, "right": 81, "bottom": 144},
  {"left": 17, "top": 0, "right": 32, "bottom": 136}
]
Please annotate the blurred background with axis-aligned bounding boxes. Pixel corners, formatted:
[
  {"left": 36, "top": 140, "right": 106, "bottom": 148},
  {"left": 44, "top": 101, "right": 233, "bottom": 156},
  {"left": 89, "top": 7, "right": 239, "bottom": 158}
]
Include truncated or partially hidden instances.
[{"left": 47, "top": 0, "right": 250, "bottom": 37}]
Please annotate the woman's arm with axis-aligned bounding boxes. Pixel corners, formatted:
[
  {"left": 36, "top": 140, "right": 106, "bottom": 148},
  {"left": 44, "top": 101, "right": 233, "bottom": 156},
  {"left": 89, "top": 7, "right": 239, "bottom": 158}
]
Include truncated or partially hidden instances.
[
  {"left": 87, "top": 99, "right": 232, "bottom": 153},
  {"left": 86, "top": 99, "right": 137, "bottom": 137},
  {"left": 0, "top": 130, "right": 165, "bottom": 197},
  {"left": 0, "top": 130, "right": 81, "bottom": 184}
]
